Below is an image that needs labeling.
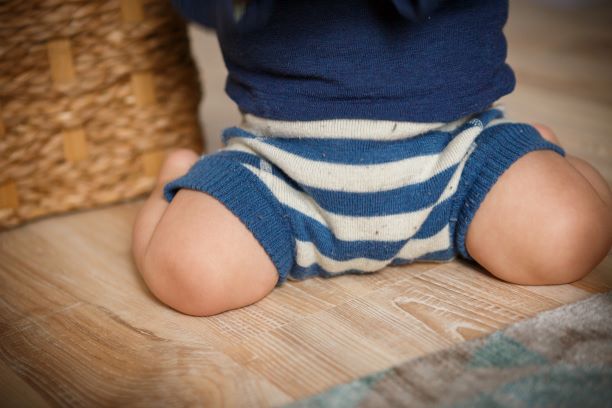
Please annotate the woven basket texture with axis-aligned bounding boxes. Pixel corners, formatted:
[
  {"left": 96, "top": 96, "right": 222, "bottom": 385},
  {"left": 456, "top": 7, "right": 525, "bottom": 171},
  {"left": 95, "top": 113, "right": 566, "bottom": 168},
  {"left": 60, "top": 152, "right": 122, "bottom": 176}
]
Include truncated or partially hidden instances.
[{"left": 0, "top": 0, "right": 204, "bottom": 229}]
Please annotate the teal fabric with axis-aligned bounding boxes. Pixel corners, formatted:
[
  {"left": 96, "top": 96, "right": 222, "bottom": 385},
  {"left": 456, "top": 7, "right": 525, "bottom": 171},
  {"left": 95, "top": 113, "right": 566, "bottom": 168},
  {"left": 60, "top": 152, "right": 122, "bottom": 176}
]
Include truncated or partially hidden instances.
[
  {"left": 467, "top": 332, "right": 548, "bottom": 369},
  {"left": 453, "top": 365, "right": 612, "bottom": 408},
  {"left": 295, "top": 372, "right": 387, "bottom": 408},
  {"left": 288, "top": 292, "right": 612, "bottom": 408}
]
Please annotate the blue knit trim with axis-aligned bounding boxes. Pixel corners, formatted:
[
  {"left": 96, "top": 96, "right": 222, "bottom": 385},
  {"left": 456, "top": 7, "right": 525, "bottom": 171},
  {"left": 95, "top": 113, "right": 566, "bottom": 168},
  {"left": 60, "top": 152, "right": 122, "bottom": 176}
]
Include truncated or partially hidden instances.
[
  {"left": 453, "top": 124, "right": 566, "bottom": 262},
  {"left": 163, "top": 156, "right": 296, "bottom": 284}
]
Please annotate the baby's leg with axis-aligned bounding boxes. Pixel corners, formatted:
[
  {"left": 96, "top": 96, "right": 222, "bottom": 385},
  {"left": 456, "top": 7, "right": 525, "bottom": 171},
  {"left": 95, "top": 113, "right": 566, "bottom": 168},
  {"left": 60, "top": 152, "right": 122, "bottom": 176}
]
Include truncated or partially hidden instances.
[
  {"left": 465, "top": 127, "right": 612, "bottom": 285},
  {"left": 533, "top": 124, "right": 611, "bottom": 206},
  {"left": 132, "top": 149, "right": 199, "bottom": 273},
  {"left": 131, "top": 149, "right": 278, "bottom": 316}
]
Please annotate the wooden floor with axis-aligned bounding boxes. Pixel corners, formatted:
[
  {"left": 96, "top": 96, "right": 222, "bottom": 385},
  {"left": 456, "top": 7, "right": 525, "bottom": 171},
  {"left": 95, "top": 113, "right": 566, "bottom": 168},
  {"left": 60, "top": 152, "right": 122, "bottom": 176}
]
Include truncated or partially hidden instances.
[{"left": 1, "top": 1, "right": 611, "bottom": 406}]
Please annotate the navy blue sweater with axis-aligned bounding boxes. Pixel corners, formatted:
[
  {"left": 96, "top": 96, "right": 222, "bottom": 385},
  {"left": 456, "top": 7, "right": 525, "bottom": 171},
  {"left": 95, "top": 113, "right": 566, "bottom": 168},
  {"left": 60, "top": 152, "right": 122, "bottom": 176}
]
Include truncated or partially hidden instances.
[{"left": 171, "top": 0, "right": 515, "bottom": 122}]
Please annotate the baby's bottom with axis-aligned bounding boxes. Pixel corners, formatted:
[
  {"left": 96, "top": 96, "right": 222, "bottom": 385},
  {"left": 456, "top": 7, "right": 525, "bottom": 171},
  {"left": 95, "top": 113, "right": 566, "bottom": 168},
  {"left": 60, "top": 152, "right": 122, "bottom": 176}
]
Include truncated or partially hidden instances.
[{"left": 132, "top": 126, "right": 612, "bottom": 316}]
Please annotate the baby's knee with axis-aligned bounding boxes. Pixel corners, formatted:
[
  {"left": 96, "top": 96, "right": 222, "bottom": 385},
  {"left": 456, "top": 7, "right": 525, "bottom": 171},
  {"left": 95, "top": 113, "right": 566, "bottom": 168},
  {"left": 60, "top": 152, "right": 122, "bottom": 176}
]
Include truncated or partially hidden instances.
[
  {"left": 141, "top": 234, "right": 227, "bottom": 316},
  {"left": 523, "top": 196, "right": 611, "bottom": 285}
]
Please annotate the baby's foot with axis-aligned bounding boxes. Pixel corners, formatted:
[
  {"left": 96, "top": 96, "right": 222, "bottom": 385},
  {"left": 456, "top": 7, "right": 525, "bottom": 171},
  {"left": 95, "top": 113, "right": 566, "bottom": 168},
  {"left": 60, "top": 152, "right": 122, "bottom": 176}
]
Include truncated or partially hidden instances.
[
  {"left": 532, "top": 123, "right": 611, "bottom": 205},
  {"left": 532, "top": 123, "right": 561, "bottom": 146},
  {"left": 132, "top": 148, "right": 199, "bottom": 270},
  {"left": 156, "top": 148, "right": 200, "bottom": 187}
]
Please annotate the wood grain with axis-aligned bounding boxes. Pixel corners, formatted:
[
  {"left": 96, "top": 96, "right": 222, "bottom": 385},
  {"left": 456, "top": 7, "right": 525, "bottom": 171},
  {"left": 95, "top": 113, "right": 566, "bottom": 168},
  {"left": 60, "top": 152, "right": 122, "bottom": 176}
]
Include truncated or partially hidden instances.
[
  {"left": 0, "top": 181, "right": 19, "bottom": 209},
  {"left": 47, "top": 39, "right": 76, "bottom": 86},
  {"left": 131, "top": 71, "right": 157, "bottom": 107},
  {"left": 62, "top": 128, "right": 89, "bottom": 162},
  {"left": 120, "top": 0, "right": 145, "bottom": 23},
  {"left": 1, "top": 1, "right": 611, "bottom": 406}
]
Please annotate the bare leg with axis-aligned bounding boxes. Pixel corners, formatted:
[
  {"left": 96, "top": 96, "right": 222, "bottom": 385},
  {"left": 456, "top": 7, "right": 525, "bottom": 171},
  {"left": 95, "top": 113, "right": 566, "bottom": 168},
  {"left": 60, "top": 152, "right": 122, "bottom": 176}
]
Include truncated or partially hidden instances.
[
  {"left": 132, "top": 149, "right": 279, "bottom": 316},
  {"left": 464, "top": 126, "right": 612, "bottom": 285},
  {"left": 132, "top": 149, "right": 199, "bottom": 273},
  {"left": 533, "top": 124, "right": 611, "bottom": 206}
]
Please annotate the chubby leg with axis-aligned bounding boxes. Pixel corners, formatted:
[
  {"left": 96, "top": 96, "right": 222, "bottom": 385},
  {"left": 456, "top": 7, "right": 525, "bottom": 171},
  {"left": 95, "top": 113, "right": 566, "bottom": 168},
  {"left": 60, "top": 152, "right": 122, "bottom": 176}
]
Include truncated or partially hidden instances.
[
  {"left": 465, "top": 127, "right": 612, "bottom": 285},
  {"left": 132, "top": 149, "right": 279, "bottom": 316},
  {"left": 132, "top": 149, "right": 199, "bottom": 273},
  {"left": 532, "top": 124, "right": 611, "bottom": 206}
]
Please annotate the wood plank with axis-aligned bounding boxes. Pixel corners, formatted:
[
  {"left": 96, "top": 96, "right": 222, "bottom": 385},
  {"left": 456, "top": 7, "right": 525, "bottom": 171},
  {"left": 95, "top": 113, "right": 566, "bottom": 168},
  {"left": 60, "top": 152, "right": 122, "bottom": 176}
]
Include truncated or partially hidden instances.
[
  {"left": 120, "top": 0, "right": 144, "bottom": 23},
  {"left": 221, "top": 261, "right": 572, "bottom": 401},
  {"left": 0, "top": 359, "right": 50, "bottom": 408},
  {"left": 0, "top": 181, "right": 19, "bottom": 209},
  {"left": 47, "top": 39, "right": 76, "bottom": 86},
  {"left": 223, "top": 311, "right": 395, "bottom": 400},
  {"left": 0, "top": 302, "right": 290, "bottom": 407},
  {"left": 572, "top": 252, "right": 612, "bottom": 293}
]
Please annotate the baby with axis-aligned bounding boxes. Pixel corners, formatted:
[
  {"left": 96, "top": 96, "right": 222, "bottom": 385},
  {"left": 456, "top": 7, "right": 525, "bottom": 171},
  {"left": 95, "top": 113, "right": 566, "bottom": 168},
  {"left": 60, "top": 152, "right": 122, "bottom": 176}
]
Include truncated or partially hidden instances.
[{"left": 132, "top": 0, "right": 612, "bottom": 316}]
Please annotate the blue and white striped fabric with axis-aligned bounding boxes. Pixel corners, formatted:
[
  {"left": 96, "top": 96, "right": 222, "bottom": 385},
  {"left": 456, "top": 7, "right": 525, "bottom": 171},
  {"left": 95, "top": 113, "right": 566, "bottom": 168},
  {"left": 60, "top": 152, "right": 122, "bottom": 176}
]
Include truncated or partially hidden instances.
[{"left": 164, "top": 107, "right": 565, "bottom": 283}]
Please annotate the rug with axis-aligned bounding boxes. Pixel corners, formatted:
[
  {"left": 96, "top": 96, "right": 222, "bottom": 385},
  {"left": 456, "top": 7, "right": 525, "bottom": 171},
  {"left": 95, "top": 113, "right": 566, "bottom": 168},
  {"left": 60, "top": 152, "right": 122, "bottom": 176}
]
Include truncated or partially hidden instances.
[{"left": 287, "top": 292, "right": 612, "bottom": 408}]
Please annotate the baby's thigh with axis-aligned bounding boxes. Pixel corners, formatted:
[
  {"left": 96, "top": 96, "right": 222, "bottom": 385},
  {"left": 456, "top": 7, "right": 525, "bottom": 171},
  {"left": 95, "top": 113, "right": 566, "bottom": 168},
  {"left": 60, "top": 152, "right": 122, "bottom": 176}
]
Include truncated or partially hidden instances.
[
  {"left": 142, "top": 189, "right": 279, "bottom": 316},
  {"left": 465, "top": 150, "right": 611, "bottom": 285}
]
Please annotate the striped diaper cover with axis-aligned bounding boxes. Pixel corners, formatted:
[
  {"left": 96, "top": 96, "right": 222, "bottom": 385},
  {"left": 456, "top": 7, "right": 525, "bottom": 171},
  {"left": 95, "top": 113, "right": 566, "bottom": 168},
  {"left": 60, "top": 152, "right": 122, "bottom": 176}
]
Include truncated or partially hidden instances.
[{"left": 164, "top": 107, "right": 565, "bottom": 284}]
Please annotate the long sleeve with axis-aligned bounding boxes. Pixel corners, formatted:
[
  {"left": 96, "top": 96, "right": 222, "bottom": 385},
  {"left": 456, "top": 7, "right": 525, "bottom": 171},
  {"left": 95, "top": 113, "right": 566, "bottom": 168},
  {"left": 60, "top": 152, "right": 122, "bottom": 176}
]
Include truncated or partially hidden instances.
[
  {"left": 170, "top": 0, "right": 275, "bottom": 32},
  {"left": 171, "top": 0, "right": 218, "bottom": 29},
  {"left": 171, "top": 0, "right": 445, "bottom": 31},
  {"left": 390, "top": 0, "right": 445, "bottom": 21},
  {"left": 170, "top": 0, "right": 514, "bottom": 122}
]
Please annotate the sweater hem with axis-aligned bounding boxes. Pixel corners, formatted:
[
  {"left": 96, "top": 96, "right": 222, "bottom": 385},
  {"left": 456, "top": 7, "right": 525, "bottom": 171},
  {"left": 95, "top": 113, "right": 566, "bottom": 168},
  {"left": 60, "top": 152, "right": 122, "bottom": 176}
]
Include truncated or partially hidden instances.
[{"left": 226, "top": 69, "right": 515, "bottom": 123}]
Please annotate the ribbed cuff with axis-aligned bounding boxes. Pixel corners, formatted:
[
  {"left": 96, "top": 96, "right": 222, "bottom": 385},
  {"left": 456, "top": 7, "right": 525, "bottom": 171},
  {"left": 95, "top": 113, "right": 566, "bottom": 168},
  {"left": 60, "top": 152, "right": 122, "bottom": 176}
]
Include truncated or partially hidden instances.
[
  {"left": 163, "top": 155, "right": 295, "bottom": 283},
  {"left": 454, "top": 124, "right": 566, "bottom": 262}
]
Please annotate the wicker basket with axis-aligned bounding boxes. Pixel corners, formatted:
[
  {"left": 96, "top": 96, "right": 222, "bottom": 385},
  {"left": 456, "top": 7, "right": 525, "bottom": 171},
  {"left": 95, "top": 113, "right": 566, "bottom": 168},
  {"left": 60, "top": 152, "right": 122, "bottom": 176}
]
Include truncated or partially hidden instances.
[{"left": 0, "top": 0, "right": 204, "bottom": 229}]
